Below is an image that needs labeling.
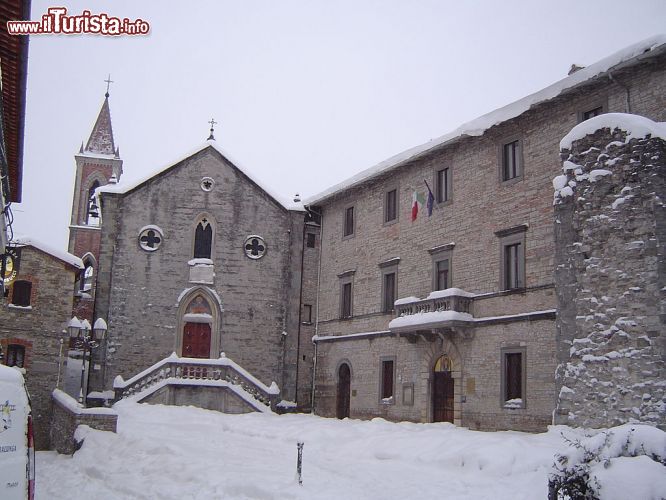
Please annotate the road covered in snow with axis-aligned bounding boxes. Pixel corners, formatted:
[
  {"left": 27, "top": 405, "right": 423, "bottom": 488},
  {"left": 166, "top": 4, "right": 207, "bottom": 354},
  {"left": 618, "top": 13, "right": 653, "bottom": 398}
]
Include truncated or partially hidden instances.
[{"left": 36, "top": 402, "right": 665, "bottom": 499}]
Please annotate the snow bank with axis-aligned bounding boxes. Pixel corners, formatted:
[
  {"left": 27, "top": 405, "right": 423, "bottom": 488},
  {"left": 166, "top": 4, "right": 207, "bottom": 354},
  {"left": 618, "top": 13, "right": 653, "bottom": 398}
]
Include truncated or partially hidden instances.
[{"left": 36, "top": 402, "right": 598, "bottom": 500}]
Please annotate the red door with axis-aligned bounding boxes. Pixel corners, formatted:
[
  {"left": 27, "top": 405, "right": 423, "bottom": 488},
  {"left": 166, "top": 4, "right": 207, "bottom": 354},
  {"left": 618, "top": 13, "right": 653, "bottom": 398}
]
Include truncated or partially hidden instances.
[
  {"left": 182, "top": 322, "right": 211, "bottom": 358},
  {"left": 432, "top": 371, "right": 454, "bottom": 423}
]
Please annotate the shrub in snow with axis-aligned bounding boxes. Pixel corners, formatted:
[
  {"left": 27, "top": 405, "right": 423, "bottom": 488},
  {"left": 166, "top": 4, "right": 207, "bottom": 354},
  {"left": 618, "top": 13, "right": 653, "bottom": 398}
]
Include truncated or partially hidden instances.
[{"left": 548, "top": 425, "right": 666, "bottom": 500}]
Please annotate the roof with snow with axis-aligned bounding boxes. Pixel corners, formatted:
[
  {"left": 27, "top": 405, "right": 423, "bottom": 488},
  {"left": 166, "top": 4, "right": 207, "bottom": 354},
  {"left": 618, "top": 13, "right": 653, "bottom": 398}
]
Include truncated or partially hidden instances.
[
  {"left": 98, "top": 141, "right": 306, "bottom": 212},
  {"left": 11, "top": 236, "right": 84, "bottom": 269},
  {"left": 305, "top": 35, "right": 666, "bottom": 205},
  {"left": 83, "top": 94, "right": 118, "bottom": 157}
]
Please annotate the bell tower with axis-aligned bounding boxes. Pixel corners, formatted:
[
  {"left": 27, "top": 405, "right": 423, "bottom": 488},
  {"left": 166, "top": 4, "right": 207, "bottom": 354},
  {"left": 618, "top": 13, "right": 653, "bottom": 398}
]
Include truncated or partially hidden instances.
[{"left": 68, "top": 84, "right": 123, "bottom": 320}]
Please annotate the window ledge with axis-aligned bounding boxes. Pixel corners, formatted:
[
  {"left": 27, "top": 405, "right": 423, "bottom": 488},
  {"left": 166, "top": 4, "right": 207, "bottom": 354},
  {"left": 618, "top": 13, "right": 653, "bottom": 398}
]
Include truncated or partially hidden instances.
[
  {"left": 500, "top": 175, "right": 523, "bottom": 186},
  {"left": 380, "top": 396, "right": 394, "bottom": 405},
  {"left": 382, "top": 218, "right": 399, "bottom": 227},
  {"left": 8, "top": 304, "right": 32, "bottom": 311},
  {"left": 503, "top": 400, "right": 525, "bottom": 410}
]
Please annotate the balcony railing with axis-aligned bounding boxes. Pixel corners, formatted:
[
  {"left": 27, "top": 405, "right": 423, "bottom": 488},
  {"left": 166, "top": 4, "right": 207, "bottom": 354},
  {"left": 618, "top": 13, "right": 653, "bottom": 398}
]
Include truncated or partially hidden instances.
[{"left": 389, "top": 288, "right": 475, "bottom": 334}]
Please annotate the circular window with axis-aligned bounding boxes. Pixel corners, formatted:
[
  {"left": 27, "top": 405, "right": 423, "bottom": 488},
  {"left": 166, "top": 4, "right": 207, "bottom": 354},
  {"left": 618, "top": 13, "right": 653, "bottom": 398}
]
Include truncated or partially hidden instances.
[
  {"left": 200, "top": 177, "right": 215, "bottom": 192},
  {"left": 244, "top": 235, "right": 266, "bottom": 260},
  {"left": 138, "top": 225, "right": 164, "bottom": 252}
]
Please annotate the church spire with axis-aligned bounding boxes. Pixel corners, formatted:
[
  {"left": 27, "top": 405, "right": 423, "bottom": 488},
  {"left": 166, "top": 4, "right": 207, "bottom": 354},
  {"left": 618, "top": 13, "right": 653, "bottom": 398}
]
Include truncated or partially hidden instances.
[{"left": 84, "top": 78, "right": 116, "bottom": 156}]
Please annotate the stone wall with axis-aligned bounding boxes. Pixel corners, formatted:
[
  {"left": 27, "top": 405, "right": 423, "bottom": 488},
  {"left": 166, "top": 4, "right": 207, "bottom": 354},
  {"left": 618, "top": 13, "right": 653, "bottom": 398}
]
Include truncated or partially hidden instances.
[
  {"left": 311, "top": 52, "right": 666, "bottom": 430},
  {"left": 94, "top": 146, "right": 304, "bottom": 403},
  {"left": 50, "top": 389, "right": 117, "bottom": 455},
  {"left": 140, "top": 384, "right": 261, "bottom": 414},
  {"left": 553, "top": 117, "right": 665, "bottom": 429},
  {"left": 0, "top": 246, "right": 78, "bottom": 449}
]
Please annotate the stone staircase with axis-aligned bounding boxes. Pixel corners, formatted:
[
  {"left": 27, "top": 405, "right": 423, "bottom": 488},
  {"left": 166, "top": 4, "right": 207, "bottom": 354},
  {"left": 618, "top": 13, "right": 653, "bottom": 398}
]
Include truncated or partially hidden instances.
[{"left": 112, "top": 352, "right": 280, "bottom": 413}]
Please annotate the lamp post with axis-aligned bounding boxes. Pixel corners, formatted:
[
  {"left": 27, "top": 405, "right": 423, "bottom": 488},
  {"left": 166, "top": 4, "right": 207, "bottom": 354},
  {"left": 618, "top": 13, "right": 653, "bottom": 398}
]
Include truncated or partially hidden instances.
[{"left": 68, "top": 316, "right": 107, "bottom": 405}]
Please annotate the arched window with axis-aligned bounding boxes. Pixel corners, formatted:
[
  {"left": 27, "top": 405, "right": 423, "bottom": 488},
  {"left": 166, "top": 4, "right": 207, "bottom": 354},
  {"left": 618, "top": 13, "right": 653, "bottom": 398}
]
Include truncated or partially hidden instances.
[
  {"left": 81, "top": 263, "right": 94, "bottom": 292},
  {"left": 86, "top": 180, "right": 101, "bottom": 225},
  {"left": 11, "top": 280, "right": 32, "bottom": 307},
  {"left": 193, "top": 218, "right": 213, "bottom": 259}
]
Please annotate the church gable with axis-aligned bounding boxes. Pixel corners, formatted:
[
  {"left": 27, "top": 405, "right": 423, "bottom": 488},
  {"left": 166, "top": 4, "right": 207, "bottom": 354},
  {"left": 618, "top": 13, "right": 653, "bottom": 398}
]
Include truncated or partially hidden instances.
[{"left": 95, "top": 143, "right": 302, "bottom": 394}]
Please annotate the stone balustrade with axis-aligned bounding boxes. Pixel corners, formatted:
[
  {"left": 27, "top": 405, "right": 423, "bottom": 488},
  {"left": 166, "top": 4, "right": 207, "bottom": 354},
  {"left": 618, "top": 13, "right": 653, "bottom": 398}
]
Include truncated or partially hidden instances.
[{"left": 113, "top": 353, "right": 279, "bottom": 410}]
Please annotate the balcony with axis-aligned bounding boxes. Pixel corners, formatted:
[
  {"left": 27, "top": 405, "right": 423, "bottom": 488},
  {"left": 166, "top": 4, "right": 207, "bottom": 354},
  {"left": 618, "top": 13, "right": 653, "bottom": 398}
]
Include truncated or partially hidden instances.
[{"left": 389, "top": 288, "right": 475, "bottom": 337}]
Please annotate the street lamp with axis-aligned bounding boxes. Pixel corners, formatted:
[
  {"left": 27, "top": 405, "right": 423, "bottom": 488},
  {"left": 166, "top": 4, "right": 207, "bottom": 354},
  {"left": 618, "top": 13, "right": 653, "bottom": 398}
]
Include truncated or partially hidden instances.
[{"left": 68, "top": 316, "right": 107, "bottom": 405}]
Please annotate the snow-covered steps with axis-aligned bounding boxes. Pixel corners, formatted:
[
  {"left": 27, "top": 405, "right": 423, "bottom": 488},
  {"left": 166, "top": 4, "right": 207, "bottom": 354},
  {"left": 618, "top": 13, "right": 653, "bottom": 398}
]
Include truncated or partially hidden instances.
[{"left": 112, "top": 352, "right": 280, "bottom": 413}]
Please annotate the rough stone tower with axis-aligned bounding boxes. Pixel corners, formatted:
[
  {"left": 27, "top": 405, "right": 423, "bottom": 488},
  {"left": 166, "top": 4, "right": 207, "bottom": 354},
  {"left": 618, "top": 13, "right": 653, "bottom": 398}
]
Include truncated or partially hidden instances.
[{"left": 68, "top": 91, "right": 123, "bottom": 321}]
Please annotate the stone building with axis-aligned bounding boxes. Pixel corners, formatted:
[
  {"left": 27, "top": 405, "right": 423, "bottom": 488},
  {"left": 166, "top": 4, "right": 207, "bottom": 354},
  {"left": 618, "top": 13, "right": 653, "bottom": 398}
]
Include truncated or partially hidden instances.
[
  {"left": 80, "top": 125, "right": 311, "bottom": 405},
  {"left": 0, "top": 238, "right": 83, "bottom": 448},
  {"left": 54, "top": 35, "right": 665, "bottom": 432},
  {"left": 306, "top": 36, "right": 666, "bottom": 431}
]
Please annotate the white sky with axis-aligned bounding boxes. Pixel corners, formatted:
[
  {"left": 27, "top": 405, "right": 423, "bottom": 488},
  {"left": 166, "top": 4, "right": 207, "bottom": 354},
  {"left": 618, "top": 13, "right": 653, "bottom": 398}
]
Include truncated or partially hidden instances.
[{"left": 12, "top": 0, "right": 666, "bottom": 250}]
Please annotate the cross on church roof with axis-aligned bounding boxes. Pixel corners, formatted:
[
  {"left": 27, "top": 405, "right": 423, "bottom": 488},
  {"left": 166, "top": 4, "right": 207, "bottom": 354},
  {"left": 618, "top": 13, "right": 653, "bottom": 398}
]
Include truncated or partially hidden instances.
[
  {"left": 207, "top": 118, "right": 217, "bottom": 141},
  {"left": 104, "top": 74, "right": 114, "bottom": 98}
]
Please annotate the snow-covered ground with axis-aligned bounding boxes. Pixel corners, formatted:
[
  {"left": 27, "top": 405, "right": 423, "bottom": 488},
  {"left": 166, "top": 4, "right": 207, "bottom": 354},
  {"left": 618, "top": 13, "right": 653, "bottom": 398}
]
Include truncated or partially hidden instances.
[{"left": 36, "top": 402, "right": 666, "bottom": 499}]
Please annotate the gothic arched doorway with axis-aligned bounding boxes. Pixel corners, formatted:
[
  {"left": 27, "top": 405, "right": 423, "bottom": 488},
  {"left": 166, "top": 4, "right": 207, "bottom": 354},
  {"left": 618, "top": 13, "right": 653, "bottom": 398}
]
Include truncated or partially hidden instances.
[
  {"left": 336, "top": 363, "right": 351, "bottom": 419},
  {"left": 432, "top": 355, "right": 454, "bottom": 423},
  {"left": 182, "top": 294, "right": 213, "bottom": 358}
]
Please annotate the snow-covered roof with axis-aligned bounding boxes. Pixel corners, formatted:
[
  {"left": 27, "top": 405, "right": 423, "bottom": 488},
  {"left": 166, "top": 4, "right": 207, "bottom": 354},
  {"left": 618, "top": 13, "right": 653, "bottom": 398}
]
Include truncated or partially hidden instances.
[
  {"left": 306, "top": 35, "right": 666, "bottom": 205},
  {"left": 11, "top": 235, "right": 84, "bottom": 269},
  {"left": 98, "top": 141, "right": 305, "bottom": 212}
]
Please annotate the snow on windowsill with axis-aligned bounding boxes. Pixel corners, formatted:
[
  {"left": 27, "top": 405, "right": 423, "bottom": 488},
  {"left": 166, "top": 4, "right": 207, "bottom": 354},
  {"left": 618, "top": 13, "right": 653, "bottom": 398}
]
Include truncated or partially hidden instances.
[
  {"left": 188, "top": 258, "right": 213, "bottom": 266},
  {"left": 7, "top": 304, "right": 32, "bottom": 311},
  {"left": 503, "top": 398, "right": 524, "bottom": 409}
]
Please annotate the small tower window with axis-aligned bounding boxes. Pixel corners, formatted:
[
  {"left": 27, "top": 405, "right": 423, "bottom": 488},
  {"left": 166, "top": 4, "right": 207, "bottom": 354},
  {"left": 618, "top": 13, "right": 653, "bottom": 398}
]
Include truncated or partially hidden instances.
[
  {"left": 86, "top": 180, "right": 101, "bottom": 226},
  {"left": 194, "top": 218, "right": 213, "bottom": 259}
]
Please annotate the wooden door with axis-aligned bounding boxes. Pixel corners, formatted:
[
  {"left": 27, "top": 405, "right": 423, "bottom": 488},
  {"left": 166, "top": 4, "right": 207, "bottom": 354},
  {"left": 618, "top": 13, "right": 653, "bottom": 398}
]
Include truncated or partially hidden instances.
[
  {"left": 432, "top": 371, "right": 454, "bottom": 423},
  {"left": 182, "top": 322, "right": 211, "bottom": 358},
  {"left": 336, "top": 363, "right": 351, "bottom": 419}
]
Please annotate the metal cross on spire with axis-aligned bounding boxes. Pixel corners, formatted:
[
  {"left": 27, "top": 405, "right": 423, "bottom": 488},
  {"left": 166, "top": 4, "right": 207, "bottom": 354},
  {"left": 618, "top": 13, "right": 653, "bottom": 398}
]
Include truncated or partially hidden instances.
[
  {"left": 207, "top": 118, "right": 217, "bottom": 141},
  {"left": 104, "top": 74, "right": 114, "bottom": 97}
]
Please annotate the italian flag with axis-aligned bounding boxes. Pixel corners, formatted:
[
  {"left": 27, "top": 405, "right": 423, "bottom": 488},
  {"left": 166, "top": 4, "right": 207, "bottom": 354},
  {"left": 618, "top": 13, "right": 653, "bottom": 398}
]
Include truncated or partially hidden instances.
[{"left": 411, "top": 191, "right": 426, "bottom": 221}]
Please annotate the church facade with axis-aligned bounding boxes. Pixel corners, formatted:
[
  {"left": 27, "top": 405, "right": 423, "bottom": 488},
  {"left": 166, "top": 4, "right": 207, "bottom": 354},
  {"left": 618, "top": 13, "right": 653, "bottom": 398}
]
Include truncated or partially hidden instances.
[{"left": 61, "top": 36, "right": 665, "bottom": 433}]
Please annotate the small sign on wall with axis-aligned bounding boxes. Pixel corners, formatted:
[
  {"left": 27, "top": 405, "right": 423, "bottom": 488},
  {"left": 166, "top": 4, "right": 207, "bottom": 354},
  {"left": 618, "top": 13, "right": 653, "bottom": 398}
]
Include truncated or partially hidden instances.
[{"left": 402, "top": 383, "right": 414, "bottom": 406}]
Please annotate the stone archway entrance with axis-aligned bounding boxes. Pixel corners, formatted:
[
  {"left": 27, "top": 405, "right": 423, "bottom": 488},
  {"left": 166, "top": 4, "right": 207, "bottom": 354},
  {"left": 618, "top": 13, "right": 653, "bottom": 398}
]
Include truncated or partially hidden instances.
[
  {"left": 336, "top": 363, "right": 351, "bottom": 419},
  {"left": 182, "top": 322, "right": 211, "bottom": 358},
  {"left": 432, "top": 355, "right": 454, "bottom": 423}
]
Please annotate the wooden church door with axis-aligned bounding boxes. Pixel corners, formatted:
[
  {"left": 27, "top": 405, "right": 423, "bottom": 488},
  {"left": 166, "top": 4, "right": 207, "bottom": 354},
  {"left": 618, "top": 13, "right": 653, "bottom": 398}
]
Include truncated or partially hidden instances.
[
  {"left": 432, "top": 356, "right": 454, "bottom": 423},
  {"left": 336, "top": 363, "right": 351, "bottom": 419},
  {"left": 182, "top": 322, "right": 211, "bottom": 358}
]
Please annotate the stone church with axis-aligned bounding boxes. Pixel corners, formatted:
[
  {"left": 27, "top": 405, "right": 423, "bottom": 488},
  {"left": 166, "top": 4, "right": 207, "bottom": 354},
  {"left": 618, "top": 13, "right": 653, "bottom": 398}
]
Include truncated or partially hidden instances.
[{"left": 58, "top": 35, "right": 664, "bottom": 432}]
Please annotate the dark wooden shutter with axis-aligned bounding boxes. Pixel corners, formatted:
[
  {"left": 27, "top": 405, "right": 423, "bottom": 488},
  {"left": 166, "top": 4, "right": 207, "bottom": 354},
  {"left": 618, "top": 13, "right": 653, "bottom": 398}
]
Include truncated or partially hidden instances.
[
  {"left": 384, "top": 273, "right": 395, "bottom": 312},
  {"left": 342, "top": 283, "right": 352, "bottom": 318},
  {"left": 11, "top": 280, "right": 31, "bottom": 306},
  {"left": 382, "top": 360, "right": 394, "bottom": 399},
  {"left": 505, "top": 353, "right": 522, "bottom": 400}
]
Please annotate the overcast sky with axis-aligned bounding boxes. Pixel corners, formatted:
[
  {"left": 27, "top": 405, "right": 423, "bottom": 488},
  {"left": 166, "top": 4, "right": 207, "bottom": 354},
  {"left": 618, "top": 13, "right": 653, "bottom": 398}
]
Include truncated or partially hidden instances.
[{"left": 12, "top": 0, "right": 666, "bottom": 250}]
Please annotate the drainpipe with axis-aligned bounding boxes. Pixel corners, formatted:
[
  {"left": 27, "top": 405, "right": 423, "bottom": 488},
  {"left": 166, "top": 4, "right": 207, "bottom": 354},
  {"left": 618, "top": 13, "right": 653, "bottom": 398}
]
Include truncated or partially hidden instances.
[
  {"left": 609, "top": 71, "right": 631, "bottom": 113},
  {"left": 306, "top": 205, "right": 324, "bottom": 414}
]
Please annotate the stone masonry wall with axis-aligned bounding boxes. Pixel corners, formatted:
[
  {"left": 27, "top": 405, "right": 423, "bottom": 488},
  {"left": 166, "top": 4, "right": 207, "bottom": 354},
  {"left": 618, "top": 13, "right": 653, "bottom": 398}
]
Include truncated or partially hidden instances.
[
  {"left": 0, "top": 247, "right": 78, "bottom": 449},
  {"left": 313, "top": 52, "right": 665, "bottom": 429},
  {"left": 94, "top": 147, "right": 302, "bottom": 402},
  {"left": 554, "top": 121, "right": 665, "bottom": 429},
  {"left": 50, "top": 389, "right": 117, "bottom": 455}
]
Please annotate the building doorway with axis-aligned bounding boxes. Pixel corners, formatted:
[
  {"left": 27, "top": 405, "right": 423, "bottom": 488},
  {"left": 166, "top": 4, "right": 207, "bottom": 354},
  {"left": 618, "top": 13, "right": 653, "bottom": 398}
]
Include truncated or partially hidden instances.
[
  {"left": 432, "top": 355, "right": 454, "bottom": 423},
  {"left": 182, "top": 322, "right": 211, "bottom": 358},
  {"left": 336, "top": 363, "right": 351, "bottom": 419}
]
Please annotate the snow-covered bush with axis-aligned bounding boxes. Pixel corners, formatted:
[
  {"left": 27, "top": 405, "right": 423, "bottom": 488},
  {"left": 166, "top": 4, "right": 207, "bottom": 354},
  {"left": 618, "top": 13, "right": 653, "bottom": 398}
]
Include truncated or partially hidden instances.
[{"left": 548, "top": 424, "right": 666, "bottom": 500}]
